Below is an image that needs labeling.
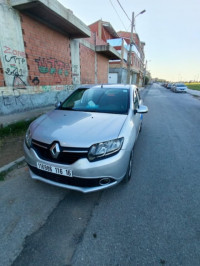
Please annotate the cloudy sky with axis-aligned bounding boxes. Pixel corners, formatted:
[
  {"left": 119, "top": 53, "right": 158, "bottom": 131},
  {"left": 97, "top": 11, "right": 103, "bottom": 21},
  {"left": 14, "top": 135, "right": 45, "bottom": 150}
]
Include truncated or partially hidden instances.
[{"left": 58, "top": 0, "right": 200, "bottom": 82}]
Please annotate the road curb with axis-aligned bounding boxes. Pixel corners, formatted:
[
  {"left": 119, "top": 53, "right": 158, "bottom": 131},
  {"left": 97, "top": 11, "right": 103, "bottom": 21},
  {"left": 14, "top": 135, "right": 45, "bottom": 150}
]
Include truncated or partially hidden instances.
[
  {"left": 187, "top": 89, "right": 200, "bottom": 97},
  {"left": 0, "top": 156, "right": 25, "bottom": 174}
]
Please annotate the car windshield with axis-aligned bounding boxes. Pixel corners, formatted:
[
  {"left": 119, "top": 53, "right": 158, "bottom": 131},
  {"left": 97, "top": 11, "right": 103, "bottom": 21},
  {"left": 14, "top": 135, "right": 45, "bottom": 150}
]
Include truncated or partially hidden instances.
[
  {"left": 60, "top": 87, "right": 129, "bottom": 114},
  {"left": 176, "top": 84, "right": 186, "bottom": 87}
]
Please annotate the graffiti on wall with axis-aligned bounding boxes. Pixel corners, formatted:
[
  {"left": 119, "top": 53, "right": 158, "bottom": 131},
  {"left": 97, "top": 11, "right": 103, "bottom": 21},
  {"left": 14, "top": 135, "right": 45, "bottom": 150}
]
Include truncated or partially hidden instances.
[
  {"left": 32, "top": 77, "right": 40, "bottom": 85},
  {"left": 3, "top": 46, "right": 27, "bottom": 87},
  {"left": 0, "top": 85, "right": 74, "bottom": 110},
  {"left": 1, "top": 89, "right": 27, "bottom": 106},
  {"left": 72, "top": 64, "right": 80, "bottom": 84},
  {"left": 35, "top": 57, "right": 70, "bottom": 83}
]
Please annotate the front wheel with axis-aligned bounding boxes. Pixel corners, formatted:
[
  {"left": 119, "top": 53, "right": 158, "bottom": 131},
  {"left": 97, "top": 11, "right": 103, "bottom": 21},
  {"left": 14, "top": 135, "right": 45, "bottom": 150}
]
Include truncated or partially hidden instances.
[
  {"left": 123, "top": 149, "right": 134, "bottom": 183},
  {"left": 139, "top": 121, "right": 143, "bottom": 133}
]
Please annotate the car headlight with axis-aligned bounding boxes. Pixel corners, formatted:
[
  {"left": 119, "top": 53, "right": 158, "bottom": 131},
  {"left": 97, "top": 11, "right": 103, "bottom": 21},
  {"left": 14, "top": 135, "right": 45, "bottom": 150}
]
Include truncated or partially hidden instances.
[
  {"left": 25, "top": 128, "right": 32, "bottom": 149},
  {"left": 88, "top": 137, "right": 124, "bottom": 161}
]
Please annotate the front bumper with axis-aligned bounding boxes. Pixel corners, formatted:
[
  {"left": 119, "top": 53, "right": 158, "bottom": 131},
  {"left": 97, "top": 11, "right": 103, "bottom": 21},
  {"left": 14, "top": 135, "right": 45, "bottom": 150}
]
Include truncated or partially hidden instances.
[
  {"left": 24, "top": 142, "right": 130, "bottom": 193},
  {"left": 176, "top": 88, "right": 187, "bottom": 92}
]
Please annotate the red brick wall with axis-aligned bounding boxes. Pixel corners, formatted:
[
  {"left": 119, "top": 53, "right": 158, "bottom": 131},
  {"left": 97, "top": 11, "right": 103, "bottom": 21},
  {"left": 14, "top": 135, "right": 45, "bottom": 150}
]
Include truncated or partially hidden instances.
[
  {"left": 96, "top": 35, "right": 107, "bottom": 45},
  {"left": 0, "top": 59, "right": 5, "bottom": 87},
  {"left": 80, "top": 45, "right": 95, "bottom": 84},
  {"left": 89, "top": 23, "right": 99, "bottom": 36},
  {"left": 97, "top": 55, "right": 108, "bottom": 83},
  {"left": 18, "top": 14, "right": 110, "bottom": 87},
  {"left": 89, "top": 21, "right": 116, "bottom": 42},
  {"left": 101, "top": 27, "right": 113, "bottom": 42},
  {"left": 83, "top": 32, "right": 107, "bottom": 46},
  {"left": 20, "top": 13, "right": 72, "bottom": 86},
  {"left": 83, "top": 33, "right": 95, "bottom": 46},
  {"left": 118, "top": 32, "right": 140, "bottom": 47},
  {"left": 80, "top": 44, "right": 109, "bottom": 84}
]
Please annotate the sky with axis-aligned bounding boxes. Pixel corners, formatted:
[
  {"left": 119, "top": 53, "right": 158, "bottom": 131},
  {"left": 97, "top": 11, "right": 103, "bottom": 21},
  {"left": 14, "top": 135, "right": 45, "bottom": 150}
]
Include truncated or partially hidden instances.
[{"left": 58, "top": 0, "right": 200, "bottom": 82}]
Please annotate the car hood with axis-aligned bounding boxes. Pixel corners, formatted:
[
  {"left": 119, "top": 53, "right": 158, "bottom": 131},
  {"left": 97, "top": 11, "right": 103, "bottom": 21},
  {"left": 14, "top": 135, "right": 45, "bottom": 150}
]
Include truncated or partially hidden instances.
[{"left": 31, "top": 110, "right": 127, "bottom": 147}]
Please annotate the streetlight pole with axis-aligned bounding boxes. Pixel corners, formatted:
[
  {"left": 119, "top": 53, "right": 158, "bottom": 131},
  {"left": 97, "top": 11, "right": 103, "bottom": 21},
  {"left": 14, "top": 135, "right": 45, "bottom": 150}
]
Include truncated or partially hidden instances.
[
  {"left": 126, "top": 12, "right": 134, "bottom": 84},
  {"left": 126, "top": 10, "right": 146, "bottom": 85},
  {"left": 142, "top": 60, "right": 147, "bottom": 86}
]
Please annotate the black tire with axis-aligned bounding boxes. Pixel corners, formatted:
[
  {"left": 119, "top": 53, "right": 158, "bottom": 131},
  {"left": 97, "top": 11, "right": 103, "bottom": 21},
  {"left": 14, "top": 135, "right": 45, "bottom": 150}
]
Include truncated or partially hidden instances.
[
  {"left": 123, "top": 148, "right": 134, "bottom": 183},
  {"left": 139, "top": 121, "right": 142, "bottom": 133}
]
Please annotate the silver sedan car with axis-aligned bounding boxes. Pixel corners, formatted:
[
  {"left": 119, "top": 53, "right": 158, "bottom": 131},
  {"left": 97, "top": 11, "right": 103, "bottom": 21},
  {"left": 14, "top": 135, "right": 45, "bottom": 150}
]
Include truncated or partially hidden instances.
[
  {"left": 24, "top": 84, "right": 148, "bottom": 193},
  {"left": 171, "top": 83, "right": 188, "bottom": 93}
]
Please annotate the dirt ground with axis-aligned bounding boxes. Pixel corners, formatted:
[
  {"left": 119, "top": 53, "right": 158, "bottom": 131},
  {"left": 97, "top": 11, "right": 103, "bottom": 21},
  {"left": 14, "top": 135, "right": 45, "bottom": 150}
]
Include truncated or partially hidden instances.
[{"left": 0, "top": 135, "right": 25, "bottom": 168}]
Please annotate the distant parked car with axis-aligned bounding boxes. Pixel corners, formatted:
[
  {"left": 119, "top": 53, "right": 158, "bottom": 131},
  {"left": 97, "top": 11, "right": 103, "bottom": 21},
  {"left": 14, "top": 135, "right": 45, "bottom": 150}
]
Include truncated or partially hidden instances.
[
  {"left": 162, "top": 83, "right": 168, "bottom": 88},
  {"left": 167, "top": 83, "right": 173, "bottom": 89},
  {"left": 171, "top": 83, "right": 188, "bottom": 93},
  {"left": 24, "top": 84, "right": 148, "bottom": 193}
]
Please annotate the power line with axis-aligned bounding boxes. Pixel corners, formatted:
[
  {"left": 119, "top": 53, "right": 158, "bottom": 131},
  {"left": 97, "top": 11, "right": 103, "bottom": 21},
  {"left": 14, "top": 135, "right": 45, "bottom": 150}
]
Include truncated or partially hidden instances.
[
  {"left": 116, "top": 0, "right": 131, "bottom": 22},
  {"left": 109, "top": 0, "right": 128, "bottom": 31}
]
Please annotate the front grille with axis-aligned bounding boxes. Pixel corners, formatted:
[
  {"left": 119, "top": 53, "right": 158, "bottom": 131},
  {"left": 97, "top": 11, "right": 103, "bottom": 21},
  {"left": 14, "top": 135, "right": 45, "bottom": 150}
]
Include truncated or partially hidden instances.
[
  {"left": 31, "top": 139, "right": 88, "bottom": 165},
  {"left": 29, "top": 165, "right": 115, "bottom": 188}
]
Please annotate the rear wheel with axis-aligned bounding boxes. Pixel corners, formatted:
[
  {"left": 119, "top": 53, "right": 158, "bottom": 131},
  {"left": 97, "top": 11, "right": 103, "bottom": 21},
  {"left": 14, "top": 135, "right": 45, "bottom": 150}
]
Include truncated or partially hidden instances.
[{"left": 123, "top": 149, "right": 134, "bottom": 183}]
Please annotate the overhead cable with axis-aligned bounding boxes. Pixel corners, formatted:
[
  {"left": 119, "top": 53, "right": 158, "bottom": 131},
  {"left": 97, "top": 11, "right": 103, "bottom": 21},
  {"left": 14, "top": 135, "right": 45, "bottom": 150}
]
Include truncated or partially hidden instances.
[
  {"left": 109, "top": 0, "right": 128, "bottom": 31},
  {"left": 116, "top": 0, "right": 131, "bottom": 22}
]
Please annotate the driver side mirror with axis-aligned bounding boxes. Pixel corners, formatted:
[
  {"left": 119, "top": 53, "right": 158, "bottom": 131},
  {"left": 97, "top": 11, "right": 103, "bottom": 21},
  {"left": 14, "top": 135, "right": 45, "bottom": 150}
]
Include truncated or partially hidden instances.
[
  {"left": 55, "top": 101, "right": 61, "bottom": 108},
  {"left": 134, "top": 105, "right": 148, "bottom": 114}
]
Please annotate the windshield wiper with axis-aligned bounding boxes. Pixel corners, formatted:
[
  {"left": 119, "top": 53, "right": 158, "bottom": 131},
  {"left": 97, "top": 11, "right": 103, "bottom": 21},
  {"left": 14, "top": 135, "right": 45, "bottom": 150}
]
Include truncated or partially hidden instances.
[{"left": 60, "top": 107, "right": 73, "bottom": 110}]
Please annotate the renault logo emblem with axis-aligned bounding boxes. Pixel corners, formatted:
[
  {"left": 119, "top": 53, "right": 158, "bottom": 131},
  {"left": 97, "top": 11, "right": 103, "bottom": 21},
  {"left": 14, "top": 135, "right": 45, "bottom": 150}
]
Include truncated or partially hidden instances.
[{"left": 50, "top": 143, "right": 60, "bottom": 159}]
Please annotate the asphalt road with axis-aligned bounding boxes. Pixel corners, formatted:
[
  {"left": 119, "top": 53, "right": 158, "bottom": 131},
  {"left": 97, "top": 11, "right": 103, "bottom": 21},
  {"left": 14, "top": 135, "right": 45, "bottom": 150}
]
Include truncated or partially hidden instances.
[{"left": 1, "top": 83, "right": 200, "bottom": 265}]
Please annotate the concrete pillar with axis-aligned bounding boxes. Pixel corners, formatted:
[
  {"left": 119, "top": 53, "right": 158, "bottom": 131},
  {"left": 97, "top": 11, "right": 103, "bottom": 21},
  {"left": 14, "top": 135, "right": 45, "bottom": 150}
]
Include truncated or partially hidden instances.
[
  {"left": 0, "top": 2, "right": 29, "bottom": 87},
  {"left": 94, "top": 32, "right": 97, "bottom": 83},
  {"left": 98, "top": 21, "right": 102, "bottom": 39},
  {"left": 70, "top": 39, "right": 81, "bottom": 85}
]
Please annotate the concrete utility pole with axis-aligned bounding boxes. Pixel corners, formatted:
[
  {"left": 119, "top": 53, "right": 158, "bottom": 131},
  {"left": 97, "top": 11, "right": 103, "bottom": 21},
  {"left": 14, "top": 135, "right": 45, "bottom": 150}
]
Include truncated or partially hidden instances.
[
  {"left": 143, "top": 60, "right": 147, "bottom": 86},
  {"left": 126, "top": 12, "right": 134, "bottom": 84},
  {"left": 126, "top": 10, "right": 146, "bottom": 85}
]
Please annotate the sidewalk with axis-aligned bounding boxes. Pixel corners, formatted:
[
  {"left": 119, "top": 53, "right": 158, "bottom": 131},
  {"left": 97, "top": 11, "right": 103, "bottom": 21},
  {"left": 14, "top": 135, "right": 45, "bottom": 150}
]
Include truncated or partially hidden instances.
[
  {"left": 187, "top": 88, "right": 200, "bottom": 97},
  {"left": 0, "top": 105, "right": 54, "bottom": 128}
]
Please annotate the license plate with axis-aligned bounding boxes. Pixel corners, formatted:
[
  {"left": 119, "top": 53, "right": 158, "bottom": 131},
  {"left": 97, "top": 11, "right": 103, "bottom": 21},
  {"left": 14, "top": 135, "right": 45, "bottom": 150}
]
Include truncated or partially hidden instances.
[{"left": 37, "top": 162, "right": 73, "bottom": 177}]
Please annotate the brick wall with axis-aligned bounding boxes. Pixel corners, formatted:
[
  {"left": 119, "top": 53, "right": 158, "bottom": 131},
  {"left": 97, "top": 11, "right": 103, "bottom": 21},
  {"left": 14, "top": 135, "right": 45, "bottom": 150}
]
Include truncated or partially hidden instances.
[
  {"left": 83, "top": 33, "right": 95, "bottom": 46},
  {"left": 97, "top": 55, "right": 108, "bottom": 83},
  {"left": 96, "top": 35, "right": 107, "bottom": 45},
  {"left": 20, "top": 13, "right": 72, "bottom": 86},
  {"left": 83, "top": 32, "right": 107, "bottom": 46},
  {"left": 1, "top": 12, "right": 111, "bottom": 88},
  {"left": 80, "top": 39, "right": 109, "bottom": 84},
  {"left": 89, "top": 23, "right": 99, "bottom": 37},
  {"left": 89, "top": 21, "right": 116, "bottom": 42},
  {"left": 80, "top": 28, "right": 109, "bottom": 84},
  {"left": 80, "top": 45, "right": 95, "bottom": 84},
  {"left": 101, "top": 27, "right": 113, "bottom": 42}
]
